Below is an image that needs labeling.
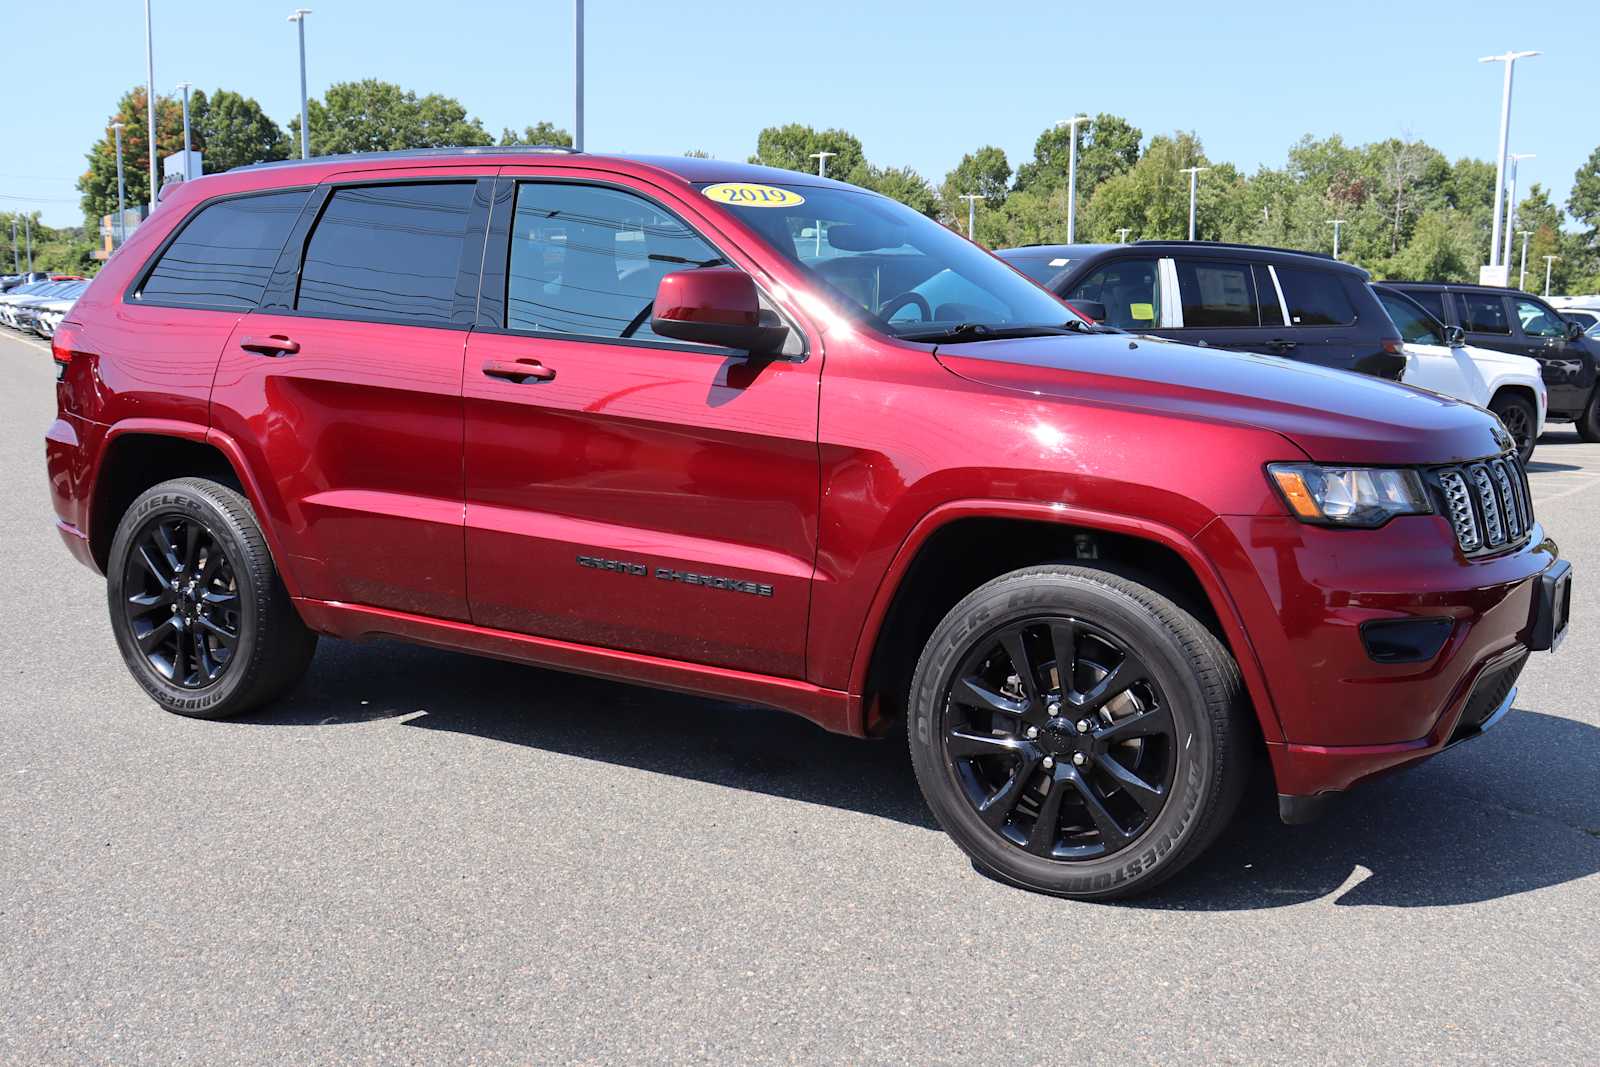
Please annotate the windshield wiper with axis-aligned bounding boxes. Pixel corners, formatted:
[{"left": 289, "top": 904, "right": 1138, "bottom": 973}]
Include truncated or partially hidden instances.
[{"left": 896, "top": 321, "right": 1080, "bottom": 343}]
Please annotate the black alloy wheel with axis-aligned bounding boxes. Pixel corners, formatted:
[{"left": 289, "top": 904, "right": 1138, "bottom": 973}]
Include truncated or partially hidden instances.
[
  {"left": 940, "top": 616, "right": 1176, "bottom": 859},
  {"left": 1489, "top": 393, "right": 1537, "bottom": 464},
  {"left": 121, "top": 513, "right": 242, "bottom": 688}
]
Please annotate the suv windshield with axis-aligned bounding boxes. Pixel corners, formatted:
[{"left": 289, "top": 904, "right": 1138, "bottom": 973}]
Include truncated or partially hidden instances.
[{"left": 701, "top": 182, "right": 1075, "bottom": 340}]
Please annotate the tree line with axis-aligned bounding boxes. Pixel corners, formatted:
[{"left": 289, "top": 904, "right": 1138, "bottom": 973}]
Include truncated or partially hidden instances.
[{"left": 14, "top": 82, "right": 1597, "bottom": 295}]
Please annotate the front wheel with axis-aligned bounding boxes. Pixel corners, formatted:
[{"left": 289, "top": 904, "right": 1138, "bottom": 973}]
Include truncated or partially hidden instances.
[
  {"left": 907, "top": 565, "right": 1249, "bottom": 899},
  {"left": 1489, "top": 391, "right": 1538, "bottom": 463},
  {"left": 106, "top": 477, "right": 317, "bottom": 719},
  {"left": 1577, "top": 390, "right": 1600, "bottom": 444}
]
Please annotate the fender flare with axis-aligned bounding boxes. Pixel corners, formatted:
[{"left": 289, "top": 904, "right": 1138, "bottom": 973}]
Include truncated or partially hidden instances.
[{"left": 843, "top": 499, "right": 1283, "bottom": 743}]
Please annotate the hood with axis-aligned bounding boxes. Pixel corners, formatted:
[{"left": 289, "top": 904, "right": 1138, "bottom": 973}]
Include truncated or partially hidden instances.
[
  {"left": 1459, "top": 343, "right": 1542, "bottom": 376},
  {"left": 934, "top": 332, "right": 1510, "bottom": 465}
]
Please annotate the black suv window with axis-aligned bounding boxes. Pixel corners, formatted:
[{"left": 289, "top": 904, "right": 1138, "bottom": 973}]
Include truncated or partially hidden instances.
[
  {"left": 1513, "top": 297, "right": 1565, "bottom": 338},
  {"left": 1405, "top": 288, "right": 1448, "bottom": 322},
  {"left": 1064, "top": 258, "right": 1160, "bottom": 329},
  {"left": 1275, "top": 265, "right": 1356, "bottom": 325},
  {"left": 137, "top": 190, "right": 309, "bottom": 310},
  {"left": 506, "top": 182, "right": 723, "bottom": 342},
  {"left": 1174, "top": 259, "right": 1261, "bottom": 327},
  {"left": 1458, "top": 292, "right": 1510, "bottom": 334},
  {"left": 296, "top": 183, "right": 475, "bottom": 326}
]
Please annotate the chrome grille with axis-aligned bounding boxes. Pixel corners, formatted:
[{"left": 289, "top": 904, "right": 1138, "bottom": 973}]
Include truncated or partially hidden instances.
[{"left": 1432, "top": 453, "right": 1534, "bottom": 556}]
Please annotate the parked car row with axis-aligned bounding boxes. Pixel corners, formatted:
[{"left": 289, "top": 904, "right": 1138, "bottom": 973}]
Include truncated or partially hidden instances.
[
  {"left": 996, "top": 241, "right": 1600, "bottom": 456},
  {"left": 0, "top": 277, "right": 87, "bottom": 339}
]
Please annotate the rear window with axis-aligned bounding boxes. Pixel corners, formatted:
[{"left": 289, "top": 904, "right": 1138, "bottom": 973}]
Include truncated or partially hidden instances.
[
  {"left": 1004, "top": 254, "right": 1072, "bottom": 286},
  {"left": 1174, "top": 259, "right": 1262, "bottom": 327},
  {"left": 137, "top": 190, "right": 309, "bottom": 309},
  {"left": 1274, "top": 266, "right": 1356, "bottom": 326},
  {"left": 1403, "top": 288, "right": 1448, "bottom": 322},
  {"left": 296, "top": 183, "right": 475, "bottom": 326},
  {"left": 1457, "top": 292, "right": 1511, "bottom": 334}
]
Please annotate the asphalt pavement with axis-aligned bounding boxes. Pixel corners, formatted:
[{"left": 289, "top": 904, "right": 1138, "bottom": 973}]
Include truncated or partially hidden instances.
[{"left": 2, "top": 328, "right": 1597, "bottom": 1064}]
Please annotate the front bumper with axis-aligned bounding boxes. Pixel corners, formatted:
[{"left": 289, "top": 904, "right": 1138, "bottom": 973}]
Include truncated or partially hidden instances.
[{"left": 1199, "top": 514, "right": 1568, "bottom": 814}]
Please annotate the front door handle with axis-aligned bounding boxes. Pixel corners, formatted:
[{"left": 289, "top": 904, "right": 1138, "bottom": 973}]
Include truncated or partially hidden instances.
[
  {"left": 1266, "top": 338, "right": 1298, "bottom": 352},
  {"left": 239, "top": 334, "right": 300, "bottom": 356},
  {"left": 482, "top": 358, "right": 556, "bottom": 383}
]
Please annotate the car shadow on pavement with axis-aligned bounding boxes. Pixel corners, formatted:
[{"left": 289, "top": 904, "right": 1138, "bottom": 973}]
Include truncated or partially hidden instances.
[{"left": 242, "top": 640, "right": 1600, "bottom": 908}]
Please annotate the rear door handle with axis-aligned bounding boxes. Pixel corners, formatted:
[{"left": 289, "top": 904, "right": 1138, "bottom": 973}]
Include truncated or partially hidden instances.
[
  {"left": 482, "top": 358, "right": 556, "bottom": 383},
  {"left": 239, "top": 334, "right": 300, "bottom": 356},
  {"left": 1266, "top": 338, "right": 1298, "bottom": 352}
]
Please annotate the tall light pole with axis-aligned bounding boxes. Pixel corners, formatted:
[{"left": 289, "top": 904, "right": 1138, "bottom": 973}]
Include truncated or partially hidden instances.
[
  {"left": 144, "top": 0, "right": 158, "bottom": 206},
  {"left": 112, "top": 122, "right": 128, "bottom": 248},
  {"left": 809, "top": 151, "right": 835, "bottom": 178},
  {"left": 288, "top": 10, "right": 312, "bottom": 159},
  {"left": 175, "top": 81, "right": 193, "bottom": 178},
  {"left": 1480, "top": 50, "right": 1539, "bottom": 268},
  {"left": 1517, "top": 230, "right": 1532, "bottom": 290},
  {"left": 1501, "top": 152, "right": 1534, "bottom": 267},
  {"left": 1117, "top": 227, "right": 1131, "bottom": 243},
  {"left": 960, "top": 194, "right": 983, "bottom": 240},
  {"left": 1543, "top": 254, "right": 1557, "bottom": 297},
  {"left": 1058, "top": 115, "right": 1090, "bottom": 243},
  {"left": 9, "top": 217, "right": 16, "bottom": 273},
  {"left": 573, "top": 0, "right": 584, "bottom": 151},
  {"left": 1179, "top": 167, "right": 1207, "bottom": 240},
  {"left": 1326, "top": 219, "right": 1347, "bottom": 259},
  {"left": 24, "top": 216, "right": 32, "bottom": 271}
]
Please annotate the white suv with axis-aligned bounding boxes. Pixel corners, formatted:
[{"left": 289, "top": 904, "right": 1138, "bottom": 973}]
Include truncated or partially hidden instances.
[{"left": 1373, "top": 284, "right": 1546, "bottom": 462}]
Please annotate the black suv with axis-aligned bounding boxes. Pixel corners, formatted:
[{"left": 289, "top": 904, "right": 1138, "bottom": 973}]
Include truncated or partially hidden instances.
[
  {"left": 1384, "top": 281, "right": 1600, "bottom": 440},
  {"left": 997, "top": 242, "right": 1406, "bottom": 380}
]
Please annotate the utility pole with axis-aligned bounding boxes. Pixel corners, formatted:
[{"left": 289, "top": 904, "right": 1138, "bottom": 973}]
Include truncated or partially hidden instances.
[
  {"left": 24, "top": 216, "right": 32, "bottom": 271},
  {"left": 288, "top": 10, "right": 313, "bottom": 159},
  {"left": 1517, "top": 230, "right": 1532, "bottom": 290},
  {"left": 573, "top": 0, "right": 584, "bottom": 151},
  {"left": 144, "top": 0, "right": 157, "bottom": 206},
  {"left": 1326, "top": 219, "right": 1347, "bottom": 259},
  {"left": 1480, "top": 50, "right": 1539, "bottom": 268},
  {"left": 10, "top": 217, "right": 16, "bottom": 272},
  {"left": 1179, "top": 167, "right": 1207, "bottom": 240},
  {"left": 960, "top": 194, "right": 983, "bottom": 240},
  {"left": 176, "top": 81, "right": 193, "bottom": 178},
  {"left": 1058, "top": 116, "right": 1090, "bottom": 243},
  {"left": 1501, "top": 153, "right": 1534, "bottom": 267},
  {"left": 1543, "top": 254, "right": 1557, "bottom": 297},
  {"left": 809, "top": 151, "right": 835, "bottom": 178},
  {"left": 112, "top": 122, "right": 128, "bottom": 248},
  {"left": 1117, "top": 227, "right": 1131, "bottom": 243}
]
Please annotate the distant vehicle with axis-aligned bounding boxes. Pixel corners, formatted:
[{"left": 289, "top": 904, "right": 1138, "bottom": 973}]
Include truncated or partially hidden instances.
[
  {"left": 0, "top": 281, "right": 81, "bottom": 329},
  {"left": 996, "top": 241, "right": 1407, "bottom": 380},
  {"left": 15, "top": 282, "right": 87, "bottom": 338},
  {"left": 1386, "top": 282, "right": 1600, "bottom": 442},
  {"left": 1, "top": 271, "right": 50, "bottom": 292},
  {"left": 1371, "top": 284, "right": 1545, "bottom": 461},
  {"left": 1559, "top": 307, "right": 1599, "bottom": 333}
]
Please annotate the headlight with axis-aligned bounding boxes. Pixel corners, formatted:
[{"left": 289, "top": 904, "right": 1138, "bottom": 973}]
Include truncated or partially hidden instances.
[{"left": 1267, "top": 463, "right": 1433, "bottom": 527}]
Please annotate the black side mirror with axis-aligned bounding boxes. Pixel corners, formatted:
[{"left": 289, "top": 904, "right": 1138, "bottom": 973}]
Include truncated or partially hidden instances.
[
  {"left": 1068, "top": 299, "right": 1108, "bottom": 323},
  {"left": 1566, "top": 320, "right": 1586, "bottom": 341},
  {"left": 1444, "top": 325, "right": 1466, "bottom": 348}
]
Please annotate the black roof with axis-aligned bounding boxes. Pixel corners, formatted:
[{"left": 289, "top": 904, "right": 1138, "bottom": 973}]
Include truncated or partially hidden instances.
[
  {"left": 996, "top": 240, "right": 1365, "bottom": 277},
  {"left": 1383, "top": 280, "right": 1525, "bottom": 293}
]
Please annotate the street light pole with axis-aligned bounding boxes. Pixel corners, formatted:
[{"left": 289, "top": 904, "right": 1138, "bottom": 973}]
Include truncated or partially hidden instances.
[
  {"left": 960, "top": 194, "right": 983, "bottom": 240},
  {"left": 1480, "top": 50, "right": 1539, "bottom": 268},
  {"left": 809, "top": 151, "right": 835, "bottom": 178},
  {"left": 112, "top": 122, "right": 128, "bottom": 248},
  {"left": 176, "top": 82, "right": 192, "bottom": 178},
  {"left": 144, "top": 0, "right": 158, "bottom": 206},
  {"left": 1117, "top": 227, "right": 1131, "bottom": 243},
  {"left": 1501, "top": 152, "right": 1534, "bottom": 267},
  {"left": 573, "top": 0, "right": 584, "bottom": 151},
  {"left": 24, "top": 216, "right": 32, "bottom": 271},
  {"left": 9, "top": 218, "right": 16, "bottom": 273},
  {"left": 1179, "top": 167, "right": 1207, "bottom": 240},
  {"left": 1326, "top": 219, "right": 1347, "bottom": 259},
  {"left": 1543, "top": 254, "right": 1557, "bottom": 297},
  {"left": 1517, "top": 230, "right": 1532, "bottom": 289},
  {"left": 288, "top": 10, "right": 312, "bottom": 159},
  {"left": 1058, "top": 116, "right": 1090, "bottom": 243}
]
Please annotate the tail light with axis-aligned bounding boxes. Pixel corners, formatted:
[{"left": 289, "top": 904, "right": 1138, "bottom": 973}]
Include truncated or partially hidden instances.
[{"left": 51, "top": 322, "right": 83, "bottom": 377}]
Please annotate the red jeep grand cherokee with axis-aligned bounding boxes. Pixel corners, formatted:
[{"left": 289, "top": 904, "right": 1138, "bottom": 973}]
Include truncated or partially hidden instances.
[{"left": 45, "top": 148, "right": 1572, "bottom": 897}]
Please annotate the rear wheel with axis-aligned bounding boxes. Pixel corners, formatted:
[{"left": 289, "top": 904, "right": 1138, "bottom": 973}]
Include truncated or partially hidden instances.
[
  {"left": 107, "top": 477, "right": 317, "bottom": 719},
  {"left": 1489, "top": 391, "right": 1538, "bottom": 463},
  {"left": 908, "top": 565, "right": 1249, "bottom": 899}
]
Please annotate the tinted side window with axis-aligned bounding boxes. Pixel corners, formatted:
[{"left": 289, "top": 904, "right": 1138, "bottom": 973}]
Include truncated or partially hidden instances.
[
  {"left": 1174, "top": 259, "right": 1260, "bottom": 328},
  {"left": 1254, "top": 264, "right": 1284, "bottom": 326},
  {"left": 296, "top": 183, "right": 475, "bottom": 325},
  {"left": 1376, "top": 289, "right": 1442, "bottom": 345},
  {"left": 137, "top": 190, "right": 309, "bottom": 309},
  {"left": 1513, "top": 297, "right": 1565, "bottom": 338},
  {"left": 1458, "top": 292, "right": 1510, "bottom": 334},
  {"left": 507, "top": 182, "right": 723, "bottom": 342},
  {"left": 1405, "top": 288, "right": 1448, "bottom": 322},
  {"left": 1275, "top": 266, "right": 1356, "bottom": 325},
  {"left": 1064, "top": 258, "right": 1160, "bottom": 329}
]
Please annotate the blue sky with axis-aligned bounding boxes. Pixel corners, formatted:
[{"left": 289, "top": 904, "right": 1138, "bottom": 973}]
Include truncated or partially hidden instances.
[{"left": 4, "top": 0, "right": 1597, "bottom": 228}]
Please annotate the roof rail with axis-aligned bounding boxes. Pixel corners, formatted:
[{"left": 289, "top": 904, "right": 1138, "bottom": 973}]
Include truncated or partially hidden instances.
[
  {"left": 229, "top": 144, "right": 581, "bottom": 173},
  {"left": 1134, "top": 239, "right": 1337, "bottom": 261}
]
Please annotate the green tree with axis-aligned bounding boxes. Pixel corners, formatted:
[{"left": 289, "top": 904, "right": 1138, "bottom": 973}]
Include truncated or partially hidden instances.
[
  {"left": 1569, "top": 145, "right": 1600, "bottom": 237},
  {"left": 748, "top": 124, "right": 868, "bottom": 182},
  {"left": 1380, "top": 209, "right": 1478, "bottom": 282},
  {"left": 1014, "top": 113, "right": 1142, "bottom": 198},
  {"left": 940, "top": 145, "right": 1011, "bottom": 208},
  {"left": 193, "top": 89, "right": 290, "bottom": 172},
  {"left": 77, "top": 86, "right": 189, "bottom": 222},
  {"left": 1, "top": 212, "right": 98, "bottom": 275},
  {"left": 1081, "top": 132, "right": 1213, "bottom": 242},
  {"left": 858, "top": 165, "right": 937, "bottom": 217},
  {"left": 499, "top": 121, "right": 573, "bottom": 147},
  {"left": 290, "top": 79, "right": 493, "bottom": 156}
]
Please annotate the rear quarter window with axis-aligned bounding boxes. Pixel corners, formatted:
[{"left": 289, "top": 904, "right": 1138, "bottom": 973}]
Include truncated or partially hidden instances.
[
  {"left": 1457, "top": 292, "right": 1511, "bottom": 334},
  {"left": 1274, "top": 265, "right": 1356, "bottom": 326},
  {"left": 135, "top": 189, "right": 310, "bottom": 310}
]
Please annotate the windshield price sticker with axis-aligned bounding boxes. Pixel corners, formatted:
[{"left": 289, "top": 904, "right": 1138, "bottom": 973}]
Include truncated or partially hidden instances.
[{"left": 703, "top": 183, "right": 806, "bottom": 208}]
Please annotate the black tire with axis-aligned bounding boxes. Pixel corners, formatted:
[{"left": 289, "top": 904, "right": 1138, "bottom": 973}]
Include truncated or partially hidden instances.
[
  {"left": 106, "top": 477, "right": 317, "bottom": 719},
  {"left": 1577, "top": 390, "right": 1600, "bottom": 444},
  {"left": 1489, "top": 391, "right": 1539, "bottom": 464},
  {"left": 907, "top": 565, "right": 1249, "bottom": 900}
]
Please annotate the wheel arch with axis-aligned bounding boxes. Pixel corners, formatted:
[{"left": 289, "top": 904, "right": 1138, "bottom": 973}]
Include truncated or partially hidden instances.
[{"left": 848, "top": 502, "right": 1282, "bottom": 746}]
